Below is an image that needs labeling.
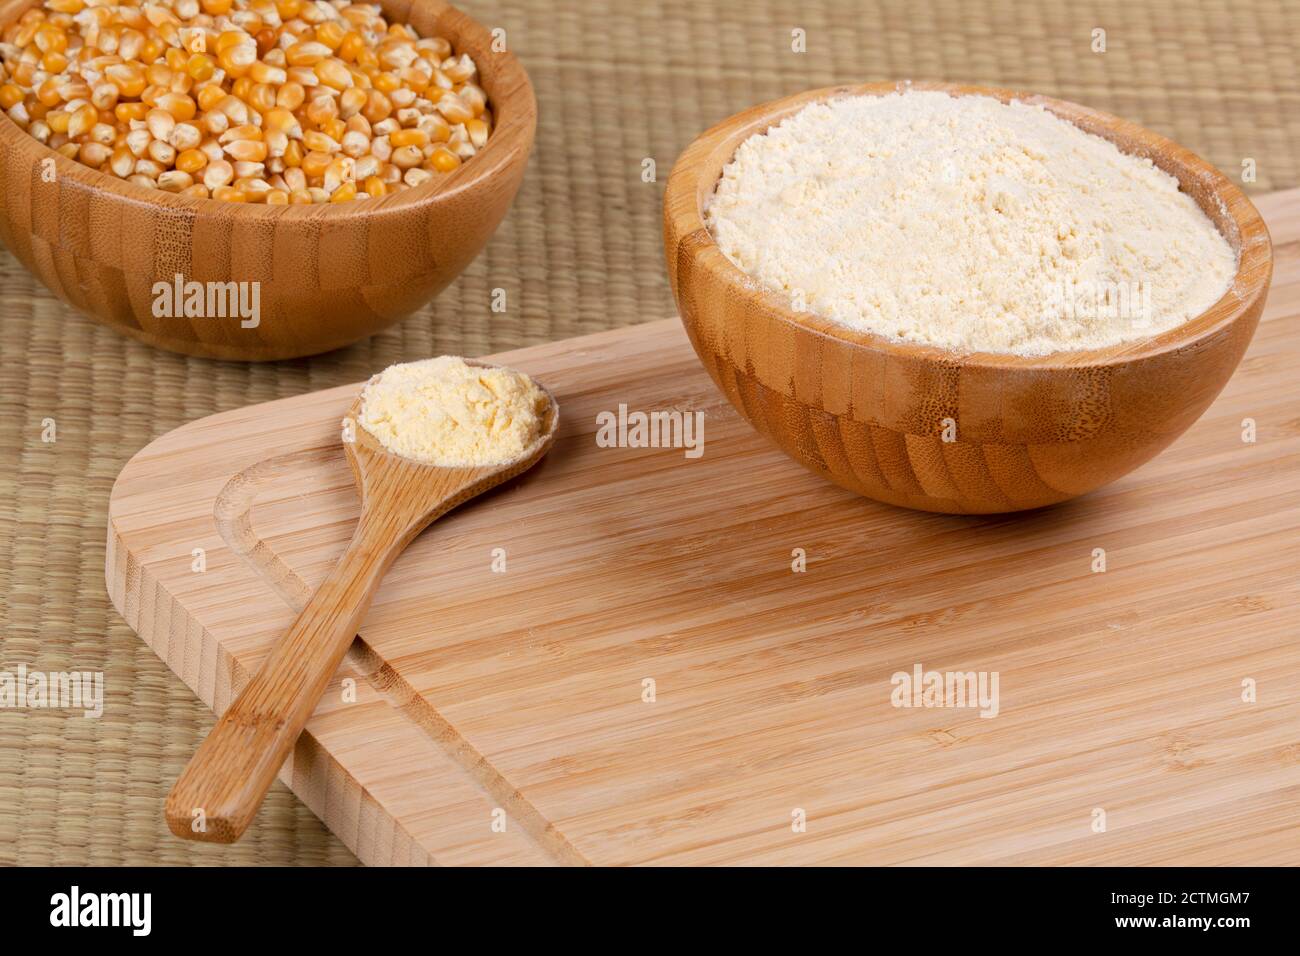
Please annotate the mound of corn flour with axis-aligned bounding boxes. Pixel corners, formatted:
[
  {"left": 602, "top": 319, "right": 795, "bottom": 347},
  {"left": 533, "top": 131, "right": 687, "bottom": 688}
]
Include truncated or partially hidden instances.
[
  {"left": 704, "top": 91, "right": 1236, "bottom": 355},
  {"left": 359, "top": 357, "right": 548, "bottom": 467}
]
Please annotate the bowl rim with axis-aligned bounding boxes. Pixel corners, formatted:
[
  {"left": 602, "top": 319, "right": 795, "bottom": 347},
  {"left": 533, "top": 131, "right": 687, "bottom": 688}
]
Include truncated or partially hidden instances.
[
  {"left": 664, "top": 80, "right": 1273, "bottom": 370},
  {"left": 0, "top": 0, "right": 536, "bottom": 220}
]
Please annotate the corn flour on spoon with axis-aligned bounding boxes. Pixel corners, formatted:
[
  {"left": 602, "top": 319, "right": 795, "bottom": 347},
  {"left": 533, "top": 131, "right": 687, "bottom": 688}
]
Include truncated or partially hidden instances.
[{"left": 165, "top": 361, "right": 559, "bottom": 843}]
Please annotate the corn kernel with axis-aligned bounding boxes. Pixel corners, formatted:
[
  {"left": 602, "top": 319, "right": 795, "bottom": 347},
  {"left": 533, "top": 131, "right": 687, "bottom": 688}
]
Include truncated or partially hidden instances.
[
  {"left": 389, "top": 128, "right": 428, "bottom": 148},
  {"left": 300, "top": 149, "right": 330, "bottom": 177},
  {"left": 429, "top": 145, "right": 460, "bottom": 173},
  {"left": 154, "top": 91, "right": 196, "bottom": 120},
  {"left": 186, "top": 53, "right": 214, "bottom": 81},
  {"left": 0, "top": 84, "right": 26, "bottom": 109},
  {"left": 175, "top": 147, "right": 207, "bottom": 172},
  {"left": 275, "top": 81, "right": 305, "bottom": 110},
  {"left": 3, "top": 0, "right": 486, "bottom": 204}
]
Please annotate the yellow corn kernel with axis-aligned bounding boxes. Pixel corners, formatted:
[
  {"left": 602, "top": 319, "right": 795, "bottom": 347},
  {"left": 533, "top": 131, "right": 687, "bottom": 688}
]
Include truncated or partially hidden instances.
[
  {"left": 175, "top": 147, "right": 207, "bottom": 173},
  {"left": 145, "top": 107, "right": 175, "bottom": 140},
  {"left": 0, "top": 84, "right": 24, "bottom": 110},
  {"left": 262, "top": 107, "right": 300, "bottom": 133},
  {"left": 354, "top": 48, "right": 379, "bottom": 74},
  {"left": 320, "top": 117, "right": 345, "bottom": 142},
  {"left": 34, "top": 24, "right": 68, "bottom": 55},
  {"left": 195, "top": 84, "right": 225, "bottom": 111},
  {"left": 235, "top": 178, "right": 270, "bottom": 201},
  {"left": 107, "top": 146, "right": 133, "bottom": 177},
  {"left": 156, "top": 169, "right": 194, "bottom": 191},
  {"left": 362, "top": 89, "right": 391, "bottom": 123},
  {"left": 12, "top": 21, "right": 41, "bottom": 51},
  {"left": 67, "top": 103, "right": 96, "bottom": 138},
  {"left": 146, "top": 63, "right": 173, "bottom": 87},
  {"left": 42, "top": 50, "right": 69, "bottom": 73},
  {"left": 140, "top": 36, "right": 165, "bottom": 63},
  {"left": 218, "top": 43, "right": 255, "bottom": 77},
  {"left": 249, "top": 60, "right": 286, "bottom": 85},
  {"left": 282, "top": 139, "right": 303, "bottom": 167},
  {"left": 265, "top": 188, "right": 289, "bottom": 204},
  {"left": 300, "top": 149, "right": 331, "bottom": 177},
  {"left": 390, "top": 144, "right": 422, "bottom": 169},
  {"left": 464, "top": 117, "right": 489, "bottom": 149},
  {"left": 224, "top": 138, "right": 268, "bottom": 162},
  {"left": 314, "top": 57, "right": 352, "bottom": 90},
  {"left": 302, "top": 129, "right": 339, "bottom": 153},
  {"left": 329, "top": 180, "right": 357, "bottom": 202},
  {"left": 429, "top": 145, "right": 460, "bottom": 173},
  {"left": 186, "top": 52, "right": 215, "bottom": 81},
  {"left": 214, "top": 95, "right": 247, "bottom": 125},
  {"left": 114, "top": 102, "right": 148, "bottom": 123},
  {"left": 421, "top": 113, "right": 451, "bottom": 143},
  {"left": 315, "top": 20, "right": 346, "bottom": 50},
  {"left": 215, "top": 30, "right": 245, "bottom": 54},
  {"left": 338, "top": 31, "right": 365, "bottom": 63},
  {"left": 219, "top": 123, "right": 262, "bottom": 142},
  {"left": 162, "top": 43, "right": 188, "bottom": 70},
  {"left": 339, "top": 86, "right": 367, "bottom": 119},
  {"left": 201, "top": 0, "right": 233, "bottom": 14},
  {"left": 91, "top": 82, "right": 119, "bottom": 111},
  {"left": 275, "top": 81, "right": 305, "bottom": 110},
  {"left": 35, "top": 78, "right": 61, "bottom": 107},
  {"left": 389, "top": 128, "right": 429, "bottom": 148},
  {"left": 169, "top": 122, "right": 202, "bottom": 151},
  {"left": 105, "top": 62, "right": 146, "bottom": 97},
  {"left": 460, "top": 85, "right": 487, "bottom": 118},
  {"left": 304, "top": 94, "right": 336, "bottom": 126},
  {"left": 363, "top": 175, "right": 386, "bottom": 197},
  {"left": 286, "top": 41, "right": 330, "bottom": 66},
  {"left": 435, "top": 92, "right": 473, "bottom": 125},
  {"left": 212, "top": 185, "right": 246, "bottom": 202},
  {"left": 11, "top": 61, "right": 37, "bottom": 88},
  {"left": 79, "top": 141, "right": 111, "bottom": 167},
  {"left": 154, "top": 92, "right": 196, "bottom": 120},
  {"left": 398, "top": 66, "right": 430, "bottom": 94}
]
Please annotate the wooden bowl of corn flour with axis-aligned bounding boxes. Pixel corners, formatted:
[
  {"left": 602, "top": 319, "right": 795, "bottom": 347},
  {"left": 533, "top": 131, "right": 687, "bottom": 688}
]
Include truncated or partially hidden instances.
[{"left": 664, "top": 82, "right": 1272, "bottom": 513}]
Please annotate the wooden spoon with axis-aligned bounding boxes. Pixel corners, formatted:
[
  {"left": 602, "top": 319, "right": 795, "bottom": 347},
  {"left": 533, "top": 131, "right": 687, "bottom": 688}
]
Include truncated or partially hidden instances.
[{"left": 165, "top": 365, "right": 559, "bottom": 843}]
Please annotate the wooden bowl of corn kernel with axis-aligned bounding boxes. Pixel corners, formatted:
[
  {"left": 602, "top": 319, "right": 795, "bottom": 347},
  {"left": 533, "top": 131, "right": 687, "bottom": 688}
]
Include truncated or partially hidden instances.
[{"left": 0, "top": 0, "right": 535, "bottom": 360}]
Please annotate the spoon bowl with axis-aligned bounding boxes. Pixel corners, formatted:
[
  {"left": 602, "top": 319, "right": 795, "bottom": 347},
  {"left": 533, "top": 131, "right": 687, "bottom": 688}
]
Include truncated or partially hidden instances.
[{"left": 165, "top": 362, "right": 558, "bottom": 843}]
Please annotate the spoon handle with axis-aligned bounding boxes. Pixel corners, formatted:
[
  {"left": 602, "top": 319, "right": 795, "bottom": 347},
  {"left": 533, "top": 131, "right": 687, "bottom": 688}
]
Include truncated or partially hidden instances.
[{"left": 164, "top": 514, "right": 397, "bottom": 843}]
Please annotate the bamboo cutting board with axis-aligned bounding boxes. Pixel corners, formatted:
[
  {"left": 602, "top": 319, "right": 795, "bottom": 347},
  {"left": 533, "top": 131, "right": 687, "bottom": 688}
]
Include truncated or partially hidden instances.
[{"left": 107, "top": 189, "right": 1300, "bottom": 866}]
